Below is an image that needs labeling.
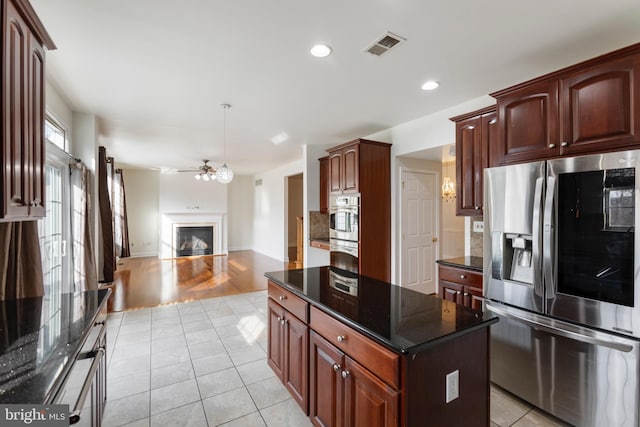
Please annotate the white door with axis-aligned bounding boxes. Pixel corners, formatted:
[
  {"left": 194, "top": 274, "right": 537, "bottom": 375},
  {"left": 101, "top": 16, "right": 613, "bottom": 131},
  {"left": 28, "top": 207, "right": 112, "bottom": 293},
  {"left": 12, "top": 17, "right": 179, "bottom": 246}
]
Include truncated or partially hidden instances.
[{"left": 401, "top": 170, "right": 438, "bottom": 294}]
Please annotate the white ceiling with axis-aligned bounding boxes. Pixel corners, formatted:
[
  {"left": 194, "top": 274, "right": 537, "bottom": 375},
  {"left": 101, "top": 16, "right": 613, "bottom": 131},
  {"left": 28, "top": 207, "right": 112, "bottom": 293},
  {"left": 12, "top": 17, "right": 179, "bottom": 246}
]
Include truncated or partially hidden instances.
[{"left": 31, "top": 0, "right": 640, "bottom": 174}]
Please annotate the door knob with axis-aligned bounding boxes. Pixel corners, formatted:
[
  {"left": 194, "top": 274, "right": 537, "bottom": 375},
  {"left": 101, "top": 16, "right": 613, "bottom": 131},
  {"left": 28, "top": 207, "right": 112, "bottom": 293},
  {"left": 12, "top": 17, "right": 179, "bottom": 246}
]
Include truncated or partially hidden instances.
[{"left": 432, "top": 237, "right": 438, "bottom": 243}]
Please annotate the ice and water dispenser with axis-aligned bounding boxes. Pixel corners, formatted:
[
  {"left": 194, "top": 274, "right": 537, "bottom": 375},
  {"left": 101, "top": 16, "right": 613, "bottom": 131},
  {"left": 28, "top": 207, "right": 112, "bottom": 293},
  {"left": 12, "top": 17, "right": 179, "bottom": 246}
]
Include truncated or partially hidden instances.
[{"left": 491, "top": 233, "right": 534, "bottom": 285}]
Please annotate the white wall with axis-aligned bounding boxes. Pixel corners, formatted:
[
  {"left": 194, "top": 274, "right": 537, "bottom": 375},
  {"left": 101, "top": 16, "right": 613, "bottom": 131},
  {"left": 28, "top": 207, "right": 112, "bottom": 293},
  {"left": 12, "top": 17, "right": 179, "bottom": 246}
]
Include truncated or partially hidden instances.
[
  {"left": 228, "top": 175, "right": 254, "bottom": 251},
  {"left": 366, "top": 94, "right": 494, "bottom": 283},
  {"left": 287, "top": 175, "right": 303, "bottom": 249},
  {"left": 253, "top": 159, "right": 304, "bottom": 262},
  {"left": 123, "top": 169, "right": 159, "bottom": 257},
  {"left": 45, "top": 81, "right": 73, "bottom": 141}
]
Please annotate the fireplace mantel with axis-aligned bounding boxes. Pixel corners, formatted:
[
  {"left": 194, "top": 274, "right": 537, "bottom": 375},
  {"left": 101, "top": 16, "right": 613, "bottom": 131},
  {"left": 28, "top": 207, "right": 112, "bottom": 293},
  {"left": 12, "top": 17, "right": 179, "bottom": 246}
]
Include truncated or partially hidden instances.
[{"left": 160, "top": 212, "right": 227, "bottom": 258}]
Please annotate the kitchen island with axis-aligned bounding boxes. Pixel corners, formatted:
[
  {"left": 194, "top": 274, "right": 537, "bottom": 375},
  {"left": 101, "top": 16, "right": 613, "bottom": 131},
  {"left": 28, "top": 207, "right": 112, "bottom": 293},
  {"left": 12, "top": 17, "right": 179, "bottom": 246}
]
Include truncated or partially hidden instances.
[
  {"left": 0, "top": 289, "right": 111, "bottom": 424},
  {"left": 265, "top": 267, "right": 497, "bottom": 427}
]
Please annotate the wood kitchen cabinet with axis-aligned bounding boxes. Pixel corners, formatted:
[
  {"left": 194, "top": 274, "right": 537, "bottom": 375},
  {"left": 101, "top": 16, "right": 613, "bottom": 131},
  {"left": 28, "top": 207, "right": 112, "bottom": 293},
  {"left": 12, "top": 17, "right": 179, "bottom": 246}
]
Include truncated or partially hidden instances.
[
  {"left": 319, "top": 156, "right": 329, "bottom": 214},
  {"left": 326, "top": 139, "right": 391, "bottom": 282},
  {"left": 310, "top": 330, "right": 398, "bottom": 427},
  {"left": 438, "top": 264, "right": 483, "bottom": 311},
  {"left": 492, "top": 44, "right": 640, "bottom": 165},
  {"left": 450, "top": 106, "right": 497, "bottom": 216},
  {"left": 267, "top": 283, "right": 309, "bottom": 413},
  {"left": 2, "top": 0, "right": 55, "bottom": 221}
]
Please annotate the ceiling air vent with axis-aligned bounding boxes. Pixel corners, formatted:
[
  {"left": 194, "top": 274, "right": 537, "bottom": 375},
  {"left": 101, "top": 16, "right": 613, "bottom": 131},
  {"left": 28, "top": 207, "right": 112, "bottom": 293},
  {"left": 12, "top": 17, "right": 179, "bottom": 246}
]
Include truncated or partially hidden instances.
[
  {"left": 255, "top": 179, "right": 263, "bottom": 187},
  {"left": 363, "top": 31, "right": 406, "bottom": 56}
]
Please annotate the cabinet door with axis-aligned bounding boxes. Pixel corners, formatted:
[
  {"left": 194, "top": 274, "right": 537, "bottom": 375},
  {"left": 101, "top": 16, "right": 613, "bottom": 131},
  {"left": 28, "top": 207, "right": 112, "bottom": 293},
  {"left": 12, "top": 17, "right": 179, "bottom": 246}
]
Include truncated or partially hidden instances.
[
  {"left": 310, "top": 331, "right": 344, "bottom": 427},
  {"left": 456, "top": 116, "right": 483, "bottom": 216},
  {"left": 496, "top": 79, "right": 559, "bottom": 165},
  {"left": 319, "top": 156, "right": 329, "bottom": 213},
  {"left": 463, "top": 286, "right": 484, "bottom": 311},
  {"left": 3, "top": 2, "right": 30, "bottom": 219},
  {"left": 329, "top": 152, "right": 342, "bottom": 194},
  {"left": 560, "top": 54, "right": 640, "bottom": 156},
  {"left": 284, "top": 313, "right": 308, "bottom": 413},
  {"left": 341, "top": 145, "right": 359, "bottom": 193},
  {"left": 27, "top": 37, "right": 46, "bottom": 217},
  {"left": 267, "top": 299, "right": 285, "bottom": 380},
  {"left": 343, "top": 357, "right": 399, "bottom": 427},
  {"left": 439, "top": 280, "right": 463, "bottom": 304}
]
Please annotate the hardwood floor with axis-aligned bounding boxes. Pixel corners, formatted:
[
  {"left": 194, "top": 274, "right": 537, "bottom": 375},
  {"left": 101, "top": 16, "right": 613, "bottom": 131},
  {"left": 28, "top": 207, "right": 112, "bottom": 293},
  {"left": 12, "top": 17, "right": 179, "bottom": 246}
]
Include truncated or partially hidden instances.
[{"left": 107, "top": 250, "right": 297, "bottom": 312}]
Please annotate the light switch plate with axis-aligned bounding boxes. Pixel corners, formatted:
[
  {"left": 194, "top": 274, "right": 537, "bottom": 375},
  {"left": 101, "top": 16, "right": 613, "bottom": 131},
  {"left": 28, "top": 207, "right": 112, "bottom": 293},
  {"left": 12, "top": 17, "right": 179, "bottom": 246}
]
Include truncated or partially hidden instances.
[
  {"left": 446, "top": 370, "right": 459, "bottom": 403},
  {"left": 473, "top": 221, "right": 484, "bottom": 233}
]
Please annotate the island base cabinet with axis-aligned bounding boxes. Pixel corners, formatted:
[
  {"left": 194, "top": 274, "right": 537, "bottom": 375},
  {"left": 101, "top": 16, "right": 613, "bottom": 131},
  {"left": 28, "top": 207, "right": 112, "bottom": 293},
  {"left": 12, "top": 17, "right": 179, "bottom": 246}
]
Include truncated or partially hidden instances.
[
  {"left": 310, "top": 331, "right": 398, "bottom": 427},
  {"left": 267, "top": 298, "right": 309, "bottom": 413}
]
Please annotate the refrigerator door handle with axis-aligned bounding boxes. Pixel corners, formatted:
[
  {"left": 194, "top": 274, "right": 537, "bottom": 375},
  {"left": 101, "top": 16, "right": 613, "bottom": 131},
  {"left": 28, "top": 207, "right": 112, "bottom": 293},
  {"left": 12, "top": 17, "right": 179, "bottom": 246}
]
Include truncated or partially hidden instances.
[
  {"left": 486, "top": 302, "right": 636, "bottom": 353},
  {"left": 543, "top": 176, "right": 556, "bottom": 299},
  {"left": 532, "top": 177, "right": 544, "bottom": 297}
]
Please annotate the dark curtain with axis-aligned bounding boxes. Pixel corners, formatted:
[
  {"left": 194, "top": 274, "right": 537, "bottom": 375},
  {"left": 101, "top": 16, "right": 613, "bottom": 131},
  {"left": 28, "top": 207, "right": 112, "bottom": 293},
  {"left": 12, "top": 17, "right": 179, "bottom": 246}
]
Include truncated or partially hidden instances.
[
  {"left": 114, "top": 169, "right": 131, "bottom": 258},
  {"left": 0, "top": 222, "right": 44, "bottom": 300},
  {"left": 71, "top": 161, "right": 98, "bottom": 291},
  {"left": 98, "top": 146, "right": 115, "bottom": 283}
]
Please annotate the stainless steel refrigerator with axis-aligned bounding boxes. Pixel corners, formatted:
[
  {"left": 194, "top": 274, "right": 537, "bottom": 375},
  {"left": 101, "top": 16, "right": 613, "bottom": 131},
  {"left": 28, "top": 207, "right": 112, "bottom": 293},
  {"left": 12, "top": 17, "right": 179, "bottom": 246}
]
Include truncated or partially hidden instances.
[{"left": 484, "top": 150, "right": 640, "bottom": 427}]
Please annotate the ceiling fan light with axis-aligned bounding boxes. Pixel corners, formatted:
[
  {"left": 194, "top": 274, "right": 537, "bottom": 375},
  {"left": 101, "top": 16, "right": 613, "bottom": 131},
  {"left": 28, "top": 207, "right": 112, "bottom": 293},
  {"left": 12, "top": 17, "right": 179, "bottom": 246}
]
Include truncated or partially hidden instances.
[
  {"left": 202, "top": 173, "right": 210, "bottom": 182},
  {"left": 195, "top": 174, "right": 201, "bottom": 180},
  {"left": 216, "top": 163, "right": 234, "bottom": 184},
  {"left": 209, "top": 172, "right": 217, "bottom": 181}
]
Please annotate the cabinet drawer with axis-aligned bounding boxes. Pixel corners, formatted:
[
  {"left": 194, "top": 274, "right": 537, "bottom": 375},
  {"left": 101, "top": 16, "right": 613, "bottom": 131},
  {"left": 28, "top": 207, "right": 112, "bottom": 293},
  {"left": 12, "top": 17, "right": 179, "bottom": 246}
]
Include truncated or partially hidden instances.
[
  {"left": 310, "top": 306, "right": 399, "bottom": 389},
  {"left": 268, "top": 281, "right": 309, "bottom": 323},
  {"left": 438, "top": 265, "right": 482, "bottom": 289}
]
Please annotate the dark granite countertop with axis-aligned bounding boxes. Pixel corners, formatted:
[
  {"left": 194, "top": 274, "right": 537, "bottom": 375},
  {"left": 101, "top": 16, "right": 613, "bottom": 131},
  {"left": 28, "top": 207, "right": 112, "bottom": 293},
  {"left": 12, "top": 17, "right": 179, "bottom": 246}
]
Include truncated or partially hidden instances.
[
  {"left": 436, "top": 256, "right": 483, "bottom": 272},
  {"left": 265, "top": 267, "right": 496, "bottom": 355},
  {"left": 0, "top": 289, "right": 111, "bottom": 404}
]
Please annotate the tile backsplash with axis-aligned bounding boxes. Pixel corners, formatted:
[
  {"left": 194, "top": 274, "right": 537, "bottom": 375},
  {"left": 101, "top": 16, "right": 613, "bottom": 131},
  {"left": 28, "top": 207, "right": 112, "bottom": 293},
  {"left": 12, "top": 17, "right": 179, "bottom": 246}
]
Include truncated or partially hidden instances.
[
  {"left": 309, "top": 211, "right": 329, "bottom": 239},
  {"left": 470, "top": 216, "right": 483, "bottom": 257}
]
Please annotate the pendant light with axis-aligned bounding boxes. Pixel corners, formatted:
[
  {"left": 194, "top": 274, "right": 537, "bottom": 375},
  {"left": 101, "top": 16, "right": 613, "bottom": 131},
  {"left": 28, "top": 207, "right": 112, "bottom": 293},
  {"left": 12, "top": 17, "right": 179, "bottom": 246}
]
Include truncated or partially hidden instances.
[{"left": 216, "top": 104, "right": 234, "bottom": 184}]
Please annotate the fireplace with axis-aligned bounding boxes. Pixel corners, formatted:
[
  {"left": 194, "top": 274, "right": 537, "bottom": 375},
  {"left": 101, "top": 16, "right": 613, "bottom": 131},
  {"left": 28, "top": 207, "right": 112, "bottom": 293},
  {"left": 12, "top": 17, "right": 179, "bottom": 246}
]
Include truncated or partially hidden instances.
[
  {"left": 161, "top": 213, "right": 225, "bottom": 259},
  {"left": 174, "top": 224, "right": 215, "bottom": 257}
]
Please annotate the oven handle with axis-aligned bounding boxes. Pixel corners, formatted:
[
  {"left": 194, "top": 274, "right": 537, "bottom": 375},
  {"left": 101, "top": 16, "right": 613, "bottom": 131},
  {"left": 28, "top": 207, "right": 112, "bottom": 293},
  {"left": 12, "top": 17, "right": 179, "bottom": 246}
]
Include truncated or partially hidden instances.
[
  {"left": 330, "top": 241, "right": 358, "bottom": 257},
  {"left": 542, "top": 176, "right": 556, "bottom": 300},
  {"left": 69, "top": 347, "right": 105, "bottom": 424},
  {"left": 532, "top": 177, "right": 544, "bottom": 297},
  {"left": 486, "top": 303, "right": 636, "bottom": 353}
]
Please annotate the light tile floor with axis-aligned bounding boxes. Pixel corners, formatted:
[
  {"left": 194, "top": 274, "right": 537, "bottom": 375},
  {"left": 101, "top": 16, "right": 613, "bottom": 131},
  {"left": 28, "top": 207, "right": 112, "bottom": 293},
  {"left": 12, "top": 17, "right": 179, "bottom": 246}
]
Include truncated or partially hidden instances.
[{"left": 103, "top": 291, "right": 571, "bottom": 427}]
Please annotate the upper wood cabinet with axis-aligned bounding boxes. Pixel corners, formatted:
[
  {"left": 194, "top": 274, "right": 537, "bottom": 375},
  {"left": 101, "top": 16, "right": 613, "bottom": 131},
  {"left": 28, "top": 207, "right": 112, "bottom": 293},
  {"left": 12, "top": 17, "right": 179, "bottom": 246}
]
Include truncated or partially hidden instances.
[
  {"left": 450, "top": 106, "right": 496, "bottom": 216},
  {"left": 2, "top": 0, "right": 55, "bottom": 221},
  {"left": 328, "top": 142, "right": 361, "bottom": 194},
  {"left": 319, "top": 156, "right": 329, "bottom": 214},
  {"left": 492, "top": 43, "right": 640, "bottom": 165}
]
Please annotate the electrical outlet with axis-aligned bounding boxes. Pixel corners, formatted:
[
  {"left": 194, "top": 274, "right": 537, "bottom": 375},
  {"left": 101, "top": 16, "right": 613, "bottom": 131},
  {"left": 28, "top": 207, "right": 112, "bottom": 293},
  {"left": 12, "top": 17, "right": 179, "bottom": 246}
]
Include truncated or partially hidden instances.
[
  {"left": 473, "top": 221, "right": 484, "bottom": 233},
  {"left": 446, "top": 370, "right": 459, "bottom": 403}
]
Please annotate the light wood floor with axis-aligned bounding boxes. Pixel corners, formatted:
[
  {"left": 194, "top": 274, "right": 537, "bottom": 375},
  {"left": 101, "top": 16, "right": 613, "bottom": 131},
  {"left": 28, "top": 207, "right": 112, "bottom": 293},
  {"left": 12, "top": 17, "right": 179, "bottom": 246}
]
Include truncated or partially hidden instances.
[{"left": 107, "top": 250, "right": 296, "bottom": 312}]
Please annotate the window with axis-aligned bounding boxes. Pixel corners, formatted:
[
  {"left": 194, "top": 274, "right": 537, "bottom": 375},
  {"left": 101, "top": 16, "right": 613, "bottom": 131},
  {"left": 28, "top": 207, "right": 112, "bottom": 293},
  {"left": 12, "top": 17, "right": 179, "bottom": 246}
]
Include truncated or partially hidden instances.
[{"left": 45, "top": 115, "right": 67, "bottom": 151}]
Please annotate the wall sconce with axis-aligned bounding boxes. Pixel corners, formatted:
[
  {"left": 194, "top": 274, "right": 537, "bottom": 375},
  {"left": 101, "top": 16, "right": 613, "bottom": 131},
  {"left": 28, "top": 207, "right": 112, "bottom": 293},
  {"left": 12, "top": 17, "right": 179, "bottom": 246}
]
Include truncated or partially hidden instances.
[{"left": 442, "top": 176, "right": 456, "bottom": 201}]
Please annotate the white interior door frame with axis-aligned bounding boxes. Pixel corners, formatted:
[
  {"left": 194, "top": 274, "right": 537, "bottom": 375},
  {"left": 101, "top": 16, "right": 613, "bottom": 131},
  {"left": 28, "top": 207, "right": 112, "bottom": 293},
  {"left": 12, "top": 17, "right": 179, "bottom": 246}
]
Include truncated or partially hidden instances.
[{"left": 397, "top": 167, "right": 441, "bottom": 290}]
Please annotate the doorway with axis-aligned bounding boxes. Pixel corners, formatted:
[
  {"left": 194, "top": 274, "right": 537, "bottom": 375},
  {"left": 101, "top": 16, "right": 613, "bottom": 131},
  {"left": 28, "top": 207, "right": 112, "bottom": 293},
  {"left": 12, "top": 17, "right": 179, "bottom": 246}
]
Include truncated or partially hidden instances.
[
  {"left": 286, "top": 174, "right": 304, "bottom": 267},
  {"left": 400, "top": 169, "right": 439, "bottom": 294}
]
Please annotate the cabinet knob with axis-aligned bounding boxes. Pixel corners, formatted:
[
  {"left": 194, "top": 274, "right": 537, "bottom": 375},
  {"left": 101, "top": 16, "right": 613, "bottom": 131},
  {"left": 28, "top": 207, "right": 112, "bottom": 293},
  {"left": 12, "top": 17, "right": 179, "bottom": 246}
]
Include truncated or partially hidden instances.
[
  {"left": 560, "top": 141, "right": 568, "bottom": 147},
  {"left": 31, "top": 198, "right": 41, "bottom": 207},
  {"left": 337, "top": 335, "right": 347, "bottom": 343},
  {"left": 460, "top": 274, "right": 466, "bottom": 279},
  {"left": 548, "top": 143, "right": 556, "bottom": 148},
  {"left": 456, "top": 291, "right": 462, "bottom": 295},
  {"left": 280, "top": 319, "right": 285, "bottom": 326},
  {"left": 333, "top": 364, "right": 341, "bottom": 372},
  {"left": 278, "top": 295, "right": 286, "bottom": 301},
  {"left": 341, "top": 370, "right": 350, "bottom": 379},
  {"left": 475, "top": 206, "right": 481, "bottom": 210},
  {"left": 464, "top": 292, "right": 470, "bottom": 297},
  {"left": 276, "top": 316, "right": 282, "bottom": 322}
]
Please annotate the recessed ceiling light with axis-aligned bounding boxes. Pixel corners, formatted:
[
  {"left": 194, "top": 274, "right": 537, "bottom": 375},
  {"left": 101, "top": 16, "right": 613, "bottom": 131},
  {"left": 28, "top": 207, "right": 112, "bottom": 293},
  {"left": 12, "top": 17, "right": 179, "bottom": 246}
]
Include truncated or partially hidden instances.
[
  {"left": 310, "top": 44, "right": 332, "bottom": 58},
  {"left": 270, "top": 132, "right": 290, "bottom": 145},
  {"left": 421, "top": 80, "right": 440, "bottom": 91}
]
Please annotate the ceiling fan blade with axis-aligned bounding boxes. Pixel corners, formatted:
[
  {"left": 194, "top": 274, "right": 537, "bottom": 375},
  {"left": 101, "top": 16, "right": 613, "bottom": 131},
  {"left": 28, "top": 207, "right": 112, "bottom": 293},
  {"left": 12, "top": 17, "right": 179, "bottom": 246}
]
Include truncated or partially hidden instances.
[{"left": 176, "top": 168, "right": 200, "bottom": 172}]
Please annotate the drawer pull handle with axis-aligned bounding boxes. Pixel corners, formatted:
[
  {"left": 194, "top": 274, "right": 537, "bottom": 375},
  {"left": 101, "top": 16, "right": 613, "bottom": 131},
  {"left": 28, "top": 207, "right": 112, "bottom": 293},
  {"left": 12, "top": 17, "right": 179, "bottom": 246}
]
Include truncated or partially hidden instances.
[
  {"left": 69, "top": 347, "right": 105, "bottom": 424},
  {"left": 333, "top": 363, "right": 341, "bottom": 372},
  {"left": 278, "top": 295, "right": 287, "bottom": 301},
  {"left": 337, "top": 335, "right": 347, "bottom": 343},
  {"left": 341, "top": 370, "right": 350, "bottom": 379},
  {"left": 460, "top": 274, "right": 466, "bottom": 279}
]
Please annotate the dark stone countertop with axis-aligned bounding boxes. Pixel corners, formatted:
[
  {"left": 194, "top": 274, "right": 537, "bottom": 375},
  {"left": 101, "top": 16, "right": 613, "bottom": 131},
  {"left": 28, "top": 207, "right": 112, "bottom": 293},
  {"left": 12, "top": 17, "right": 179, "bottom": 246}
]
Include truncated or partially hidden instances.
[
  {"left": 265, "top": 267, "right": 496, "bottom": 355},
  {"left": 436, "top": 256, "right": 484, "bottom": 272},
  {"left": 0, "top": 289, "right": 111, "bottom": 404}
]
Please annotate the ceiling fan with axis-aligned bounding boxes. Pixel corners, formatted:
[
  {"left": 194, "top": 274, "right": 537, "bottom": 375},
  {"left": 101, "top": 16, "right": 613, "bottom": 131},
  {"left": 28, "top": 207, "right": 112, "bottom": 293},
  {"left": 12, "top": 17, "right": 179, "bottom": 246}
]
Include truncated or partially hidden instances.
[{"left": 178, "top": 159, "right": 217, "bottom": 181}]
